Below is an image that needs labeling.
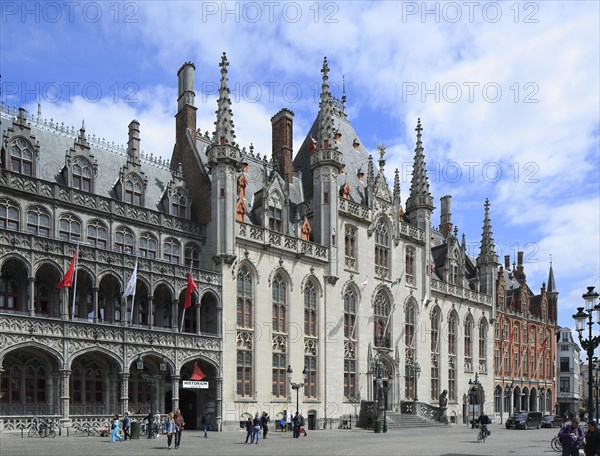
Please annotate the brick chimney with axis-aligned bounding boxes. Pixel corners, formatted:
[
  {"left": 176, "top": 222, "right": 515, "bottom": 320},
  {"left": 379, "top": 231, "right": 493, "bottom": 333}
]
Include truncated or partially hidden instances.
[
  {"left": 174, "top": 62, "right": 197, "bottom": 166},
  {"left": 439, "top": 195, "right": 452, "bottom": 237},
  {"left": 127, "top": 119, "right": 141, "bottom": 164},
  {"left": 504, "top": 255, "right": 511, "bottom": 269},
  {"left": 271, "top": 108, "right": 294, "bottom": 182},
  {"left": 516, "top": 250, "right": 525, "bottom": 280}
]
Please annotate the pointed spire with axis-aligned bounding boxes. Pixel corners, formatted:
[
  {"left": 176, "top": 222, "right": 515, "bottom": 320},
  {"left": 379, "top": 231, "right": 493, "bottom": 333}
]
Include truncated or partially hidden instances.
[
  {"left": 316, "top": 56, "right": 336, "bottom": 151},
  {"left": 77, "top": 119, "right": 87, "bottom": 145},
  {"left": 368, "top": 154, "right": 374, "bottom": 182},
  {"left": 406, "top": 118, "right": 434, "bottom": 215},
  {"left": 214, "top": 52, "right": 236, "bottom": 146},
  {"left": 478, "top": 198, "right": 498, "bottom": 264},
  {"left": 341, "top": 74, "right": 346, "bottom": 111},
  {"left": 393, "top": 168, "right": 401, "bottom": 202},
  {"left": 547, "top": 257, "right": 557, "bottom": 294}
]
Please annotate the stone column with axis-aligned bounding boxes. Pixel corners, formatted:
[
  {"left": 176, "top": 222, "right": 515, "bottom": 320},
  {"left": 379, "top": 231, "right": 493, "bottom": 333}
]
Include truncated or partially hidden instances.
[
  {"left": 216, "top": 375, "right": 223, "bottom": 431},
  {"left": 172, "top": 299, "right": 179, "bottom": 332},
  {"left": 120, "top": 372, "right": 130, "bottom": 415},
  {"left": 148, "top": 296, "right": 153, "bottom": 329},
  {"left": 93, "top": 287, "right": 99, "bottom": 324},
  {"left": 59, "top": 369, "right": 71, "bottom": 425},
  {"left": 171, "top": 375, "right": 180, "bottom": 412},
  {"left": 61, "top": 289, "right": 69, "bottom": 320},
  {"left": 28, "top": 276, "right": 36, "bottom": 316}
]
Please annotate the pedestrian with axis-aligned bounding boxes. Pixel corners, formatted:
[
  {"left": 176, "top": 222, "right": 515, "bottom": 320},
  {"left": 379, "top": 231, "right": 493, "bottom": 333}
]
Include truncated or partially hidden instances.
[
  {"left": 585, "top": 420, "right": 600, "bottom": 456},
  {"left": 111, "top": 414, "right": 124, "bottom": 443},
  {"left": 262, "top": 412, "right": 269, "bottom": 439},
  {"left": 163, "top": 412, "right": 177, "bottom": 450},
  {"left": 201, "top": 412, "right": 209, "bottom": 438},
  {"left": 244, "top": 416, "right": 253, "bottom": 444},
  {"left": 299, "top": 412, "right": 307, "bottom": 436},
  {"left": 279, "top": 416, "right": 285, "bottom": 432},
  {"left": 251, "top": 413, "right": 261, "bottom": 444},
  {"left": 174, "top": 408, "right": 185, "bottom": 449},
  {"left": 154, "top": 410, "right": 161, "bottom": 436},
  {"left": 558, "top": 417, "right": 585, "bottom": 456},
  {"left": 123, "top": 412, "right": 131, "bottom": 440},
  {"left": 292, "top": 411, "right": 300, "bottom": 438}
]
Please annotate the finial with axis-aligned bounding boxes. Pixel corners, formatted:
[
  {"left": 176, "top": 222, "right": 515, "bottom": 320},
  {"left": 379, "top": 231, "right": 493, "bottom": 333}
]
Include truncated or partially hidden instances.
[
  {"left": 321, "top": 56, "right": 329, "bottom": 77},
  {"left": 549, "top": 253, "right": 552, "bottom": 266},
  {"left": 415, "top": 118, "right": 423, "bottom": 135},
  {"left": 342, "top": 74, "right": 346, "bottom": 108},
  {"left": 81, "top": 119, "right": 85, "bottom": 131}
]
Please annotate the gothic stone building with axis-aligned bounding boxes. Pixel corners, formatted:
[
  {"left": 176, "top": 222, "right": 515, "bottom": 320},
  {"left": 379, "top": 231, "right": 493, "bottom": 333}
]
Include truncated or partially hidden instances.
[{"left": 1, "top": 54, "right": 509, "bottom": 430}]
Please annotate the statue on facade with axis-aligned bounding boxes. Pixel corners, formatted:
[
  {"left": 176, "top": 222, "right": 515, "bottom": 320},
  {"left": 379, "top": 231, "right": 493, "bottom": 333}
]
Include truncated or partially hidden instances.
[{"left": 439, "top": 389, "right": 448, "bottom": 424}]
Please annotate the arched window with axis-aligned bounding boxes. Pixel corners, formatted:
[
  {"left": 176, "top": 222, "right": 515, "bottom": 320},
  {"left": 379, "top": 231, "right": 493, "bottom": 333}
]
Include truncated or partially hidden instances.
[
  {"left": 87, "top": 220, "right": 108, "bottom": 248},
  {"left": 373, "top": 291, "right": 391, "bottom": 348},
  {"left": 0, "top": 277, "right": 18, "bottom": 310},
  {"left": 124, "top": 174, "right": 143, "bottom": 206},
  {"left": 430, "top": 307, "right": 440, "bottom": 401},
  {"left": 171, "top": 188, "right": 187, "bottom": 217},
  {"left": 344, "top": 225, "right": 357, "bottom": 270},
  {"left": 59, "top": 214, "right": 81, "bottom": 242},
  {"left": 479, "top": 320, "right": 488, "bottom": 371},
  {"left": 405, "top": 246, "right": 415, "bottom": 285},
  {"left": 344, "top": 287, "right": 357, "bottom": 339},
  {"left": 431, "top": 308, "right": 440, "bottom": 353},
  {"left": 72, "top": 156, "right": 93, "bottom": 192},
  {"left": 163, "top": 238, "right": 180, "bottom": 264},
  {"left": 115, "top": 226, "right": 134, "bottom": 253},
  {"left": 10, "top": 138, "right": 33, "bottom": 176},
  {"left": 237, "top": 266, "right": 253, "bottom": 328},
  {"left": 304, "top": 281, "right": 318, "bottom": 337},
  {"left": 374, "top": 218, "right": 390, "bottom": 278},
  {"left": 272, "top": 274, "right": 287, "bottom": 333},
  {"left": 0, "top": 199, "right": 20, "bottom": 230},
  {"left": 139, "top": 232, "right": 157, "bottom": 259},
  {"left": 184, "top": 243, "right": 201, "bottom": 269},
  {"left": 448, "top": 312, "right": 458, "bottom": 401},
  {"left": 27, "top": 206, "right": 50, "bottom": 237},
  {"left": 405, "top": 303, "right": 415, "bottom": 347},
  {"left": 465, "top": 316, "right": 473, "bottom": 370},
  {"left": 268, "top": 193, "right": 283, "bottom": 231}
]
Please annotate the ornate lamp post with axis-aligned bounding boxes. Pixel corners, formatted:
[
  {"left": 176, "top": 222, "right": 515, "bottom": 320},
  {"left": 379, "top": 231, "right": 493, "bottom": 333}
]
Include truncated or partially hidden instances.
[
  {"left": 572, "top": 286, "right": 600, "bottom": 419},
  {"left": 136, "top": 354, "right": 167, "bottom": 436},
  {"left": 503, "top": 383, "right": 514, "bottom": 424},
  {"left": 287, "top": 365, "right": 306, "bottom": 414},
  {"left": 468, "top": 372, "right": 480, "bottom": 428}
]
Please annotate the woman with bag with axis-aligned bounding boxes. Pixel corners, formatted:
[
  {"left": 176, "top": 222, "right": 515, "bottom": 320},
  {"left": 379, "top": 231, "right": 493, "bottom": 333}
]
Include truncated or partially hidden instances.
[
  {"left": 111, "top": 414, "right": 124, "bottom": 443},
  {"left": 163, "top": 413, "right": 177, "bottom": 449}
]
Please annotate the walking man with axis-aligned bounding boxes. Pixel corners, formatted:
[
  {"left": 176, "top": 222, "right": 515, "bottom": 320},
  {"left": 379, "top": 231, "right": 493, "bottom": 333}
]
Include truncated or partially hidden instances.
[
  {"left": 174, "top": 408, "right": 184, "bottom": 449},
  {"left": 123, "top": 412, "right": 131, "bottom": 440},
  {"left": 201, "top": 412, "right": 209, "bottom": 438}
]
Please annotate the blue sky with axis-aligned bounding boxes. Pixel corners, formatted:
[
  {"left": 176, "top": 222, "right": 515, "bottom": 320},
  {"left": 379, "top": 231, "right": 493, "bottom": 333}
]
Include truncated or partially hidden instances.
[{"left": 1, "top": 1, "right": 599, "bottom": 331}]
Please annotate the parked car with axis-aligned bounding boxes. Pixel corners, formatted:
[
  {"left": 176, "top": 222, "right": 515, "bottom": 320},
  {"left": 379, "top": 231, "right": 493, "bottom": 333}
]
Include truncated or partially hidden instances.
[
  {"left": 505, "top": 411, "right": 543, "bottom": 430},
  {"left": 541, "top": 415, "right": 564, "bottom": 428}
]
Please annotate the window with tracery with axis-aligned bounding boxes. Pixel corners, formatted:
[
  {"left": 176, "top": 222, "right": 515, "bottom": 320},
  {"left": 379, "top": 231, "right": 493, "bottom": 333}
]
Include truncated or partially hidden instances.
[
  {"left": 171, "top": 188, "right": 187, "bottom": 217},
  {"left": 374, "top": 219, "right": 390, "bottom": 278},
  {"left": 124, "top": 174, "right": 143, "bottom": 206},
  {"left": 236, "top": 266, "right": 253, "bottom": 328},
  {"left": 272, "top": 275, "right": 287, "bottom": 333},
  {"left": 344, "top": 225, "right": 357, "bottom": 270},
  {"left": 87, "top": 220, "right": 108, "bottom": 248},
  {"left": 27, "top": 206, "right": 50, "bottom": 237},
  {"left": 373, "top": 291, "right": 391, "bottom": 348},
  {"left": 72, "top": 157, "right": 92, "bottom": 192},
  {"left": 344, "top": 287, "right": 357, "bottom": 339},
  {"left": 304, "top": 282, "right": 318, "bottom": 337},
  {"left": 163, "top": 238, "right": 180, "bottom": 264},
  {"left": 10, "top": 138, "right": 33, "bottom": 176},
  {"left": 0, "top": 199, "right": 20, "bottom": 230},
  {"left": 185, "top": 243, "right": 201, "bottom": 269},
  {"left": 59, "top": 214, "right": 81, "bottom": 242},
  {"left": 139, "top": 232, "right": 158, "bottom": 259},
  {"left": 405, "top": 303, "right": 415, "bottom": 347},
  {"left": 115, "top": 227, "right": 134, "bottom": 253}
]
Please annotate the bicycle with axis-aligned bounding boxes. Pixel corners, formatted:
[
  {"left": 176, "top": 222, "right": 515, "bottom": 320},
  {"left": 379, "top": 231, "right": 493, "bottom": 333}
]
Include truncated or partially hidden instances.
[
  {"left": 551, "top": 436, "right": 562, "bottom": 452},
  {"left": 27, "top": 417, "right": 56, "bottom": 438},
  {"left": 477, "top": 425, "right": 489, "bottom": 443}
]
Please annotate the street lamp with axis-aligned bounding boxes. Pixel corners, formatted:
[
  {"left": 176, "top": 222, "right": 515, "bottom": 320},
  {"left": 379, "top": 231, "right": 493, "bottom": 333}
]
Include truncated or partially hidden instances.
[
  {"left": 287, "top": 365, "right": 307, "bottom": 414},
  {"left": 468, "top": 372, "right": 480, "bottom": 429},
  {"left": 503, "top": 383, "right": 514, "bottom": 424},
  {"left": 371, "top": 355, "right": 384, "bottom": 433},
  {"left": 572, "top": 286, "right": 600, "bottom": 420}
]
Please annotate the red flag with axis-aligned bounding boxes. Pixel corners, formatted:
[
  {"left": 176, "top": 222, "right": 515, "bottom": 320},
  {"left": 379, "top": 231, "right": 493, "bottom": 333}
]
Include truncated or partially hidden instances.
[
  {"left": 57, "top": 251, "right": 77, "bottom": 288},
  {"left": 540, "top": 337, "right": 548, "bottom": 352},
  {"left": 509, "top": 327, "right": 514, "bottom": 345},
  {"left": 184, "top": 273, "right": 197, "bottom": 309},
  {"left": 190, "top": 361, "right": 205, "bottom": 380}
]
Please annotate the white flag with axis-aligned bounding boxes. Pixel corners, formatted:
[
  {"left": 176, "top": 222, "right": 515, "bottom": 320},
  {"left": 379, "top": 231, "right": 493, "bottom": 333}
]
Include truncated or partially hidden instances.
[
  {"left": 122, "top": 260, "right": 138, "bottom": 297},
  {"left": 422, "top": 292, "right": 430, "bottom": 308},
  {"left": 360, "top": 278, "right": 368, "bottom": 292}
]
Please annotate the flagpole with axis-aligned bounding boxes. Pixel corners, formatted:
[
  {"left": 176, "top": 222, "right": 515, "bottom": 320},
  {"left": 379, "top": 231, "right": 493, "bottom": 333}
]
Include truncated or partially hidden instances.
[
  {"left": 70, "top": 242, "right": 80, "bottom": 320},
  {"left": 180, "top": 269, "right": 192, "bottom": 333},
  {"left": 130, "top": 255, "right": 138, "bottom": 326}
]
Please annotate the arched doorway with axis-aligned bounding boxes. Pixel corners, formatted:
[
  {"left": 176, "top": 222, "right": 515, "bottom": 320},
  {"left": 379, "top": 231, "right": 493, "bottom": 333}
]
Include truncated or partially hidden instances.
[{"left": 179, "top": 359, "right": 219, "bottom": 431}]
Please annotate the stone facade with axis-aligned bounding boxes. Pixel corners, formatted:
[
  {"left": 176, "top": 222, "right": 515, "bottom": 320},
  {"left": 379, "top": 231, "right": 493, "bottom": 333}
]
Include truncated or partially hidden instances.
[{"left": 0, "top": 54, "right": 547, "bottom": 431}]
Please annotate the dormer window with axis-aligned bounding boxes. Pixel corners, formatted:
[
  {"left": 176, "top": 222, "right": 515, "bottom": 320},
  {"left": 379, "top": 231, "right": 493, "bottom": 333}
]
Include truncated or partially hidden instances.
[
  {"left": 171, "top": 189, "right": 187, "bottom": 218},
  {"left": 11, "top": 138, "right": 33, "bottom": 176},
  {"left": 72, "top": 157, "right": 92, "bottom": 192},
  {"left": 268, "top": 193, "right": 283, "bottom": 232},
  {"left": 124, "top": 174, "right": 143, "bottom": 206}
]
